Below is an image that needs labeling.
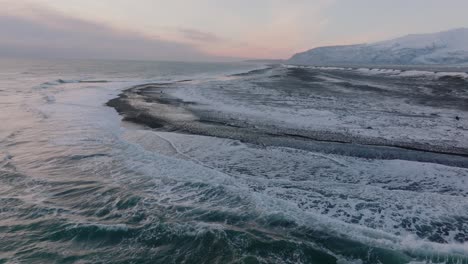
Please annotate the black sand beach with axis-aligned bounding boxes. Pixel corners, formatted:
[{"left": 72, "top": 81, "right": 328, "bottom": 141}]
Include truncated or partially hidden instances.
[{"left": 107, "top": 65, "right": 468, "bottom": 168}]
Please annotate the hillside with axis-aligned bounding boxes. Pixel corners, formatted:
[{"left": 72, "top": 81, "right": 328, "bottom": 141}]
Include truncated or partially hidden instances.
[{"left": 288, "top": 28, "right": 468, "bottom": 65}]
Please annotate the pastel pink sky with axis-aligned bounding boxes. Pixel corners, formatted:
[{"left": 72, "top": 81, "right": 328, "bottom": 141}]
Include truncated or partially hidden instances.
[{"left": 1, "top": 0, "right": 468, "bottom": 61}]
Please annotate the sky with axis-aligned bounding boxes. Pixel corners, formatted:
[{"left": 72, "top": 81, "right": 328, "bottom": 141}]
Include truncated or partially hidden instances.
[{"left": 1, "top": 0, "right": 468, "bottom": 61}]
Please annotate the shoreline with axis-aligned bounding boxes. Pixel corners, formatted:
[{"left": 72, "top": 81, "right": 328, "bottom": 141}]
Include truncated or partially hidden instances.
[{"left": 107, "top": 79, "right": 468, "bottom": 168}]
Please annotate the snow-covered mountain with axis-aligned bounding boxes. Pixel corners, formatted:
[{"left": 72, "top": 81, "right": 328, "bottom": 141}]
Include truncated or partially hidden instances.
[{"left": 288, "top": 28, "right": 468, "bottom": 65}]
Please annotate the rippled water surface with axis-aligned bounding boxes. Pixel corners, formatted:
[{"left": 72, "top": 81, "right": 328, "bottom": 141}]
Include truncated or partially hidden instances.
[{"left": 0, "top": 59, "right": 467, "bottom": 264}]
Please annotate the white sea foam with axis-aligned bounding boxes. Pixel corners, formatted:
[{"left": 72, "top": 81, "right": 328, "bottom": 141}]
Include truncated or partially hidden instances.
[{"left": 122, "top": 131, "right": 468, "bottom": 259}]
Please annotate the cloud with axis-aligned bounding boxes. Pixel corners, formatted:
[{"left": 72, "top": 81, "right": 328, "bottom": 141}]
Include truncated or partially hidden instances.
[
  {"left": 177, "top": 28, "right": 222, "bottom": 43},
  {"left": 0, "top": 0, "right": 338, "bottom": 60},
  {"left": 194, "top": 0, "right": 334, "bottom": 59},
  {"left": 0, "top": 4, "right": 220, "bottom": 61}
]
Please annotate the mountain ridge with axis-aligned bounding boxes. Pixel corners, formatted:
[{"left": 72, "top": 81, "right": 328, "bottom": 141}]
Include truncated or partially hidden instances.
[{"left": 288, "top": 28, "right": 468, "bottom": 65}]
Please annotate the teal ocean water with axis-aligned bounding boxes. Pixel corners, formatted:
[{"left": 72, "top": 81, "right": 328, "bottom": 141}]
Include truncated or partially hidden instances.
[{"left": 0, "top": 58, "right": 467, "bottom": 264}]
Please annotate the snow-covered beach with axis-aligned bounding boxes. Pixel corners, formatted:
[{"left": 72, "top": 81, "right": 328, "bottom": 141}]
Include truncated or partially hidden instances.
[{"left": 109, "top": 65, "right": 468, "bottom": 164}]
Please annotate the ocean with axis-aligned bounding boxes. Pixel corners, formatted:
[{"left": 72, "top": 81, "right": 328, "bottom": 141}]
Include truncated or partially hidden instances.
[{"left": 0, "top": 58, "right": 467, "bottom": 264}]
